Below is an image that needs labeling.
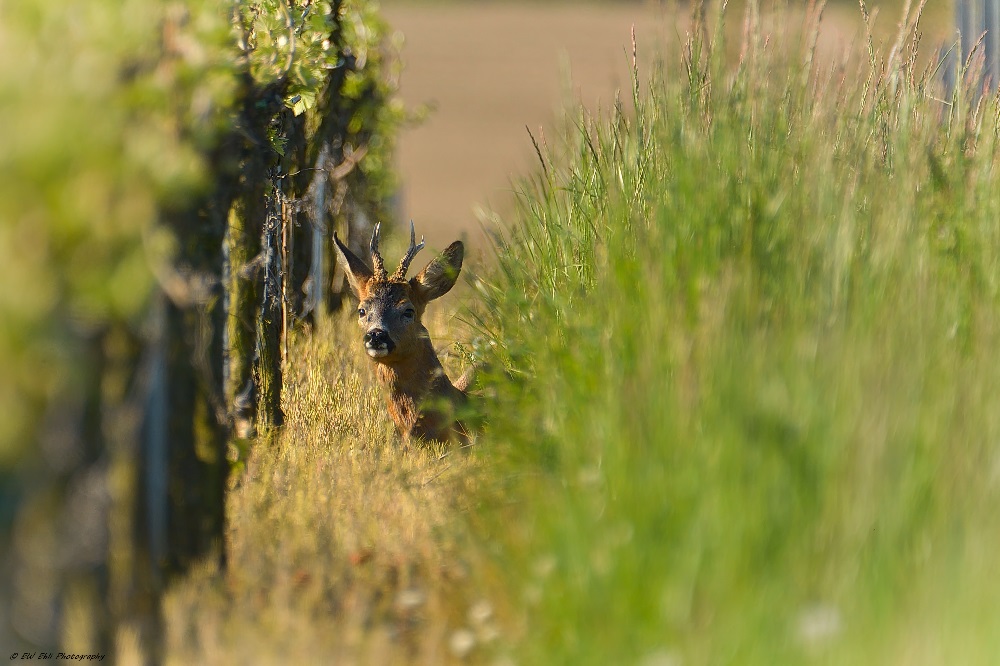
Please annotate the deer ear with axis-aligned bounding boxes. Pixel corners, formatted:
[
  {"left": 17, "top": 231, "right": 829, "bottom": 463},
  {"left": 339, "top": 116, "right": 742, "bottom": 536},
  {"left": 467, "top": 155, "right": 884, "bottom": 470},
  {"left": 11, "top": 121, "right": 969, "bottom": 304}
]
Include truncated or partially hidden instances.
[
  {"left": 411, "top": 241, "right": 463, "bottom": 303},
  {"left": 334, "top": 233, "right": 373, "bottom": 297}
]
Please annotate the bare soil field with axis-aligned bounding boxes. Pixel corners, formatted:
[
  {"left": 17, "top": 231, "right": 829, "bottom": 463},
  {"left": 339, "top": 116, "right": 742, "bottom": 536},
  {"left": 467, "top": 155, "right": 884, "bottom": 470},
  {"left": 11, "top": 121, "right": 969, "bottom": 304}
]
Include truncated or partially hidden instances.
[{"left": 381, "top": 1, "right": 952, "bottom": 256}]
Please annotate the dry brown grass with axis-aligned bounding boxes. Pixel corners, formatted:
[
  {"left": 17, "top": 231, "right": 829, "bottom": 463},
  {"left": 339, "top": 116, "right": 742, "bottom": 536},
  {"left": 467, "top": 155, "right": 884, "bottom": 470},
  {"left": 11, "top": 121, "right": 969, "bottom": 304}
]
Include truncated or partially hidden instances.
[{"left": 163, "top": 312, "right": 500, "bottom": 665}]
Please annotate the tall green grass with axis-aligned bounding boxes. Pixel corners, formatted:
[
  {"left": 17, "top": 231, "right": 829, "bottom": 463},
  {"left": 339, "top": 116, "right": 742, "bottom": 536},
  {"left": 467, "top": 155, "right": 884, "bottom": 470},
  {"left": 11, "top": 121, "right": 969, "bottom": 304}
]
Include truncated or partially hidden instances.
[{"left": 475, "top": 2, "right": 1000, "bottom": 663}]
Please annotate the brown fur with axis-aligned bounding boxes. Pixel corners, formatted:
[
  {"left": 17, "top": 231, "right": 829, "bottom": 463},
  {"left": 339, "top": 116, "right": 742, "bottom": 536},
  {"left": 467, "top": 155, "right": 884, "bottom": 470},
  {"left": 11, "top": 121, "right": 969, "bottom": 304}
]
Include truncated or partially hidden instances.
[{"left": 334, "top": 224, "right": 470, "bottom": 443}]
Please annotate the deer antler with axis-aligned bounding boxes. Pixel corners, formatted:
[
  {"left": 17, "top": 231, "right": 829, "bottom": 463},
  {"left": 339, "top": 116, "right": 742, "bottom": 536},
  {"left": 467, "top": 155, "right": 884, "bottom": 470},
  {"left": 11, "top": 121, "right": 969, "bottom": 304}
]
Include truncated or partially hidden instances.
[
  {"left": 391, "top": 220, "right": 425, "bottom": 281},
  {"left": 370, "top": 222, "right": 387, "bottom": 281}
]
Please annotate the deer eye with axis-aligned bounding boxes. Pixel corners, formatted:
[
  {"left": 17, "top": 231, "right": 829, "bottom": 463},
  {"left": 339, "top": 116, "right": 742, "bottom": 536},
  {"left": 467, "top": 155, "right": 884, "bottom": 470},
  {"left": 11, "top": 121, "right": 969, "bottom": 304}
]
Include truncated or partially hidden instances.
[
  {"left": 358, "top": 308, "right": 367, "bottom": 318},
  {"left": 402, "top": 308, "right": 415, "bottom": 320}
]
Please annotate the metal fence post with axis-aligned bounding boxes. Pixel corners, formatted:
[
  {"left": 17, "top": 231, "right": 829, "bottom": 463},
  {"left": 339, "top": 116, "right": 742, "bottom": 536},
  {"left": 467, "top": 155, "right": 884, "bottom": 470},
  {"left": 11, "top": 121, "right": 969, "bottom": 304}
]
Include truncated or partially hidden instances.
[{"left": 957, "top": 0, "right": 1000, "bottom": 86}]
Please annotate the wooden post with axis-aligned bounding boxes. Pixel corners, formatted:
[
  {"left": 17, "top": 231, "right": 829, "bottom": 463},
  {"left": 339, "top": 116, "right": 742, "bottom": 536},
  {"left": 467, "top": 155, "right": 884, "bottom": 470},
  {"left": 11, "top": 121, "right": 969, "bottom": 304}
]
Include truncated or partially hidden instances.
[{"left": 255, "top": 186, "right": 285, "bottom": 428}]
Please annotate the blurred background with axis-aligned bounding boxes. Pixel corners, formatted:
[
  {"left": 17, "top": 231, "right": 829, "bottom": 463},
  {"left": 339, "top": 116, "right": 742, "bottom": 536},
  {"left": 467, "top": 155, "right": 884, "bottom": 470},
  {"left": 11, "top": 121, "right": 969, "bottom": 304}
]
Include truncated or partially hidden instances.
[{"left": 381, "top": 0, "right": 954, "bottom": 254}]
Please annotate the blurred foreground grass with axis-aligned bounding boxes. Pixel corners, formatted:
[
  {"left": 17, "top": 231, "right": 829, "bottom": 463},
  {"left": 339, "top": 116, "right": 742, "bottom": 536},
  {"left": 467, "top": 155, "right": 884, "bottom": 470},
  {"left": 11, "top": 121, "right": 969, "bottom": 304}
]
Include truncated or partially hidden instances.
[{"left": 472, "top": 1, "right": 1000, "bottom": 664}]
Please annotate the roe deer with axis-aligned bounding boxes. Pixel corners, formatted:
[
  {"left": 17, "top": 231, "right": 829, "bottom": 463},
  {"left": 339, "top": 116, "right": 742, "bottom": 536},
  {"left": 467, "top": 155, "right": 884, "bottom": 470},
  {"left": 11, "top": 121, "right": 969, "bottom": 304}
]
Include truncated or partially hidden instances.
[{"left": 334, "top": 222, "right": 474, "bottom": 443}]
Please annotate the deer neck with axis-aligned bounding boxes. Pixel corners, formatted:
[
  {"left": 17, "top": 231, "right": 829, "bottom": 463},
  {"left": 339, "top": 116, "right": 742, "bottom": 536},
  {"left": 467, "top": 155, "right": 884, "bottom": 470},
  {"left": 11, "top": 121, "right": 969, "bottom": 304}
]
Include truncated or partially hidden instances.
[{"left": 372, "top": 330, "right": 447, "bottom": 433}]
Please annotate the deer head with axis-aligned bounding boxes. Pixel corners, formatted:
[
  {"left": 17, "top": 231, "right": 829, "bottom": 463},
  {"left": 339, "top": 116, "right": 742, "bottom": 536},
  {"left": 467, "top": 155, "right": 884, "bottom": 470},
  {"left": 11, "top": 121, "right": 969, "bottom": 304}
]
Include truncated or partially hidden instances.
[{"left": 333, "top": 222, "right": 464, "bottom": 364}]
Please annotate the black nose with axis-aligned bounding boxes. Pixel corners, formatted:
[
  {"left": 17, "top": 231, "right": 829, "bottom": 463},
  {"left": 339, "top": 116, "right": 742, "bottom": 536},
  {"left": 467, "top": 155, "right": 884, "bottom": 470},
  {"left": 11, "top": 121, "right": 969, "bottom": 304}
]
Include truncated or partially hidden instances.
[{"left": 364, "top": 329, "right": 394, "bottom": 351}]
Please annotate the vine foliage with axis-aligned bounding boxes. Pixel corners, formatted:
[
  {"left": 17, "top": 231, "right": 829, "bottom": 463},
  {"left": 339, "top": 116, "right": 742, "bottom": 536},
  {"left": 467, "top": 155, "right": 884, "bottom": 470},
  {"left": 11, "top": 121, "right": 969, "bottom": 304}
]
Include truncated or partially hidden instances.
[{"left": 0, "top": 0, "right": 402, "bottom": 657}]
